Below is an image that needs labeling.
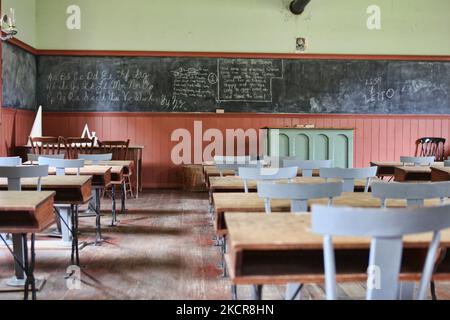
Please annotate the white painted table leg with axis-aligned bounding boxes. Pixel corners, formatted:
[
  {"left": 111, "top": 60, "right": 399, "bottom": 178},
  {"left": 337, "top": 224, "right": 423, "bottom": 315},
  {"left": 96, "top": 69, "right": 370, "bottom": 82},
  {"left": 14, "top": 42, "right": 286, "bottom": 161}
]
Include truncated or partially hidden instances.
[{"left": 57, "top": 206, "right": 72, "bottom": 243}]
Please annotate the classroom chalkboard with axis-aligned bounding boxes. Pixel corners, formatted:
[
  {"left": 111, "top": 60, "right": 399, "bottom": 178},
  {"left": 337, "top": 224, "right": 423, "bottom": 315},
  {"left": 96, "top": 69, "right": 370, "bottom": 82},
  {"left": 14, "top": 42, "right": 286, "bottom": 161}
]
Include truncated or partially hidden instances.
[
  {"left": 2, "top": 42, "right": 37, "bottom": 110},
  {"left": 36, "top": 55, "right": 450, "bottom": 114}
]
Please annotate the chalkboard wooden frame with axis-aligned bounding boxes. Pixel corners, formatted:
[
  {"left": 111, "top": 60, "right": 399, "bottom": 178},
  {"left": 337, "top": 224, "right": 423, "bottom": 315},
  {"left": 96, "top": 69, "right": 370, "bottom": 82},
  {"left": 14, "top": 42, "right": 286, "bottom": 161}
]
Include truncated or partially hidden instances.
[{"left": 3, "top": 39, "right": 450, "bottom": 115}]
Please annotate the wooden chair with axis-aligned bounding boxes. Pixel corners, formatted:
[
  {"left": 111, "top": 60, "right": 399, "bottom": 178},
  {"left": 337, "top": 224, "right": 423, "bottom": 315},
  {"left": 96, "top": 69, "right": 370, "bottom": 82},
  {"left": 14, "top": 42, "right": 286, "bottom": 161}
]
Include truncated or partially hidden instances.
[
  {"left": 311, "top": 204, "right": 450, "bottom": 300},
  {"left": 78, "top": 153, "right": 123, "bottom": 225},
  {"left": 98, "top": 139, "right": 132, "bottom": 197},
  {"left": 29, "top": 136, "right": 66, "bottom": 156},
  {"left": 415, "top": 137, "right": 446, "bottom": 161},
  {"left": 400, "top": 156, "right": 435, "bottom": 166},
  {"left": 0, "top": 164, "right": 49, "bottom": 300},
  {"left": 283, "top": 159, "right": 332, "bottom": 177},
  {"left": 65, "top": 137, "right": 95, "bottom": 159},
  {"left": 319, "top": 167, "right": 377, "bottom": 192},
  {"left": 0, "top": 156, "right": 21, "bottom": 166},
  {"left": 238, "top": 167, "right": 298, "bottom": 193}
]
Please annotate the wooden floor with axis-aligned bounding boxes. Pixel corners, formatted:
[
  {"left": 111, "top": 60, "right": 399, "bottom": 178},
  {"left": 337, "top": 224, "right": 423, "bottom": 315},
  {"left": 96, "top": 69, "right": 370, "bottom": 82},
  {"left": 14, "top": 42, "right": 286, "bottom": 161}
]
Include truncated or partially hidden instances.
[{"left": 1, "top": 190, "right": 450, "bottom": 300}]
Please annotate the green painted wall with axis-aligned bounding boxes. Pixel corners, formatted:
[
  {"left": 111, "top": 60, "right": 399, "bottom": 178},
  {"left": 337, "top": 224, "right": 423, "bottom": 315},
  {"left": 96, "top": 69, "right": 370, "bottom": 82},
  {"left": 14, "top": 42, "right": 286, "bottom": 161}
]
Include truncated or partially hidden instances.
[
  {"left": 3, "top": 0, "right": 36, "bottom": 47},
  {"left": 8, "top": 0, "right": 450, "bottom": 55}
]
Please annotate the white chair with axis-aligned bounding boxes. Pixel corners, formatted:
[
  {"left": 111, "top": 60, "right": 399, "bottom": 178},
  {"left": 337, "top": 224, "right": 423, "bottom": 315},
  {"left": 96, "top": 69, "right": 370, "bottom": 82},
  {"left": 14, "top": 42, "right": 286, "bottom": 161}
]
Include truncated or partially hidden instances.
[
  {"left": 79, "top": 153, "right": 122, "bottom": 226},
  {"left": 250, "top": 180, "right": 343, "bottom": 301},
  {"left": 216, "top": 162, "right": 263, "bottom": 177},
  {"left": 0, "top": 165, "right": 48, "bottom": 295},
  {"left": 37, "top": 157, "right": 85, "bottom": 251},
  {"left": 264, "top": 156, "right": 298, "bottom": 168},
  {"left": 283, "top": 159, "right": 332, "bottom": 177},
  {"left": 0, "top": 157, "right": 22, "bottom": 166},
  {"left": 372, "top": 181, "right": 450, "bottom": 208},
  {"left": 320, "top": 167, "right": 377, "bottom": 192},
  {"left": 214, "top": 155, "right": 251, "bottom": 164},
  {"left": 38, "top": 157, "right": 84, "bottom": 176},
  {"left": 311, "top": 204, "right": 450, "bottom": 300},
  {"left": 400, "top": 156, "right": 435, "bottom": 166},
  {"left": 238, "top": 167, "right": 298, "bottom": 193},
  {"left": 0, "top": 165, "right": 48, "bottom": 191},
  {"left": 27, "top": 153, "right": 65, "bottom": 162},
  {"left": 257, "top": 181, "right": 343, "bottom": 213},
  {"left": 78, "top": 153, "right": 113, "bottom": 164}
]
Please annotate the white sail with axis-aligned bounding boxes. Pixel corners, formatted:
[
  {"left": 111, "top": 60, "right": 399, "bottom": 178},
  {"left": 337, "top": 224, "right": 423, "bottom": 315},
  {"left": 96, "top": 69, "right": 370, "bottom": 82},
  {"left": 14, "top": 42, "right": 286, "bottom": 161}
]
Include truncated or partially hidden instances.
[{"left": 26, "top": 106, "right": 43, "bottom": 146}]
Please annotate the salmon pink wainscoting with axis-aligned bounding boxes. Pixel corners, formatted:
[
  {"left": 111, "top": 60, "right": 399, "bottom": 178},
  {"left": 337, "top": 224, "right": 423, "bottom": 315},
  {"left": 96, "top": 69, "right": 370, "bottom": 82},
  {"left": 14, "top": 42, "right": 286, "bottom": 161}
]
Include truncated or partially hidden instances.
[
  {"left": 0, "top": 108, "right": 36, "bottom": 157},
  {"left": 41, "top": 112, "right": 450, "bottom": 189}
]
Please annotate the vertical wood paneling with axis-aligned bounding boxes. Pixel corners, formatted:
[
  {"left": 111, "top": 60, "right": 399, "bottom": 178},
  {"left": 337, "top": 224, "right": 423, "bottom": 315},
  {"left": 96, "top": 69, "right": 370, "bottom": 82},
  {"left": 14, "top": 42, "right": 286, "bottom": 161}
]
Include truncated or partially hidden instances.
[{"left": 38, "top": 112, "right": 450, "bottom": 188}]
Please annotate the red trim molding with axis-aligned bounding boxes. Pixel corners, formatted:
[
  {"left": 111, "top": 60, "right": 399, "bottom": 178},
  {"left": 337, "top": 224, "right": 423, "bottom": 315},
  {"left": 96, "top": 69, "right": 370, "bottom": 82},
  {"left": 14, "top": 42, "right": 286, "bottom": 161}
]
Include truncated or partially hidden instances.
[
  {"left": 5, "top": 39, "right": 450, "bottom": 61},
  {"left": 6, "top": 37, "right": 38, "bottom": 55},
  {"left": 36, "top": 50, "right": 450, "bottom": 61}
]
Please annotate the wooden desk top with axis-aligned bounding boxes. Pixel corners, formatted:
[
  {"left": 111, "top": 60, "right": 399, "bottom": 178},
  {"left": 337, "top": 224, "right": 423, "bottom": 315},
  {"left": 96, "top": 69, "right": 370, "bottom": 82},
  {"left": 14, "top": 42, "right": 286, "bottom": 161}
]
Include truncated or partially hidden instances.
[
  {"left": 0, "top": 191, "right": 56, "bottom": 233},
  {"left": 0, "top": 176, "right": 92, "bottom": 205},
  {"left": 214, "top": 192, "right": 449, "bottom": 235},
  {"left": 226, "top": 212, "right": 450, "bottom": 251},
  {"left": 225, "top": 212, "right": 450, "bottom": 284}
]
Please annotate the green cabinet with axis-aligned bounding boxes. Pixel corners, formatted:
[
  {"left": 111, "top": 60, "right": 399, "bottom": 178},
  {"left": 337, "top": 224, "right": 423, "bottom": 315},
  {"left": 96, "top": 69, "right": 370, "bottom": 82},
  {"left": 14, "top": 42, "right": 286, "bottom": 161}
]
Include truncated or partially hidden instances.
[{"left": 263, "top": 127, "right": 354, "bottom": 168}]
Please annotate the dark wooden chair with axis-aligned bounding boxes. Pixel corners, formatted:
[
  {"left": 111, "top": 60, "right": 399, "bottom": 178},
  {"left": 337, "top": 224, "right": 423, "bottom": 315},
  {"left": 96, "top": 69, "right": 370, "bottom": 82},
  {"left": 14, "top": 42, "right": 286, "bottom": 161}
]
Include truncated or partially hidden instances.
[
  {"left": 98, "top": 139, "right": 133, "bottom": 197},
  {"left": 29, "top": 136, "right": 66, "bottom": 156},
  {"left": 98, "top": 139, "right": 130, "bottom": 160},
  {"left": 65, "top": 137, "right": 95, "bottom": 159},
  {"left": 415, "top": 137, "right": 446, "bottom": 161}
]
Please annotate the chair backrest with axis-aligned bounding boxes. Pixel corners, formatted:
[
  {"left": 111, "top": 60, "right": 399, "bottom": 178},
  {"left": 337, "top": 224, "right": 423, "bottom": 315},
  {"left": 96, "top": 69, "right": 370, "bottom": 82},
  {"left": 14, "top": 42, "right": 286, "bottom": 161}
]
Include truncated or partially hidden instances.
[
  {"left": 27, "top": 153, "right": 65, "bottom": 162},
  {"left": 415, "top": 137, "right": 446, "bottom": 161},
  {"left": 311, "top": 204, "right": 450, "bottom": 300},
  {"left": 214, "top": 155, "right": 251, "bottom": 164},
  {"left": 65, "top": 137, "right": 95, "bottom": 159},
  {"left": 238, "top": 167, "right": 298, "bottom": 193},
  {"left": 29, "top": 136, "right": 66, "bottom": 155},
  {"left": 98, "top": 139, "right": 130, "bottom": 160},
  {"left": 371, "top": 181, "right": 450, "bottom": 207},
  {"left": 78, "top": 153, "right": 113, "bottom": 165},
  {"left": 0, "top": 165, "right": 49, "bottom": 191},
  {"left": 257, "top": 181, "right": 343, "bottom": 213},
  {"left": 0, "top": 157, "right": 21, "bottom": 166},
  {"left": 264, "top": 156, "right": 299, "bottom": 168},
  {"left": 283, "top": 159, "right": 332, "bottom": 177},
  {"left": 38, "top": 157, "right": 84, "bottom": 176},
  {"left": 400, "top": 156, "right": 435, "bottom": 166},
  {"left": 319, "top": 167, "right": 377, "bottom": 192},
  {"left": 215, "top": 161, "right": 263, "bottom": 177}
]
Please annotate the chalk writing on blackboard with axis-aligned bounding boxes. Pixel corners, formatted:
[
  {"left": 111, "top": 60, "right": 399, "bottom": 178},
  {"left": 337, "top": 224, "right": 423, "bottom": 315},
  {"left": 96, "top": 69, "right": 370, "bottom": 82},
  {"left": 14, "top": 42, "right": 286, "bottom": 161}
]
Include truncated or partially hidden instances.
[{"left": 217, "top": 59, "right": 283, "bottom": 102}]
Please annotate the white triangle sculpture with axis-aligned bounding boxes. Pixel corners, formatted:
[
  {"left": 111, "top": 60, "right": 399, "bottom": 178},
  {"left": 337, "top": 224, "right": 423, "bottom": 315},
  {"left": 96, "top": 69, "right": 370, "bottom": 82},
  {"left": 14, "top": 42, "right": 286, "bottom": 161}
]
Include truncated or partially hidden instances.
[
  {"left": 26, "top": 106, "right": 43, "bottom": 146},
  {"left": 81, "top": 124, "right": 98, "bottom": 146}
]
